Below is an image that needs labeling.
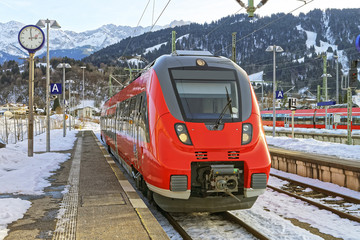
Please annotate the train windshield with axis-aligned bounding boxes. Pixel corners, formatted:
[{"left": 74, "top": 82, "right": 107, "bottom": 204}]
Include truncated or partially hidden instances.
[{"left": 170, "top": 69, "right": 240, "bottom": 122}]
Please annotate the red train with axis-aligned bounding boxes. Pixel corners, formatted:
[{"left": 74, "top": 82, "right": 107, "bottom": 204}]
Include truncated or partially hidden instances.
[
  {"left": 101, "top": 50, "right": 271, "bottom": 212},
  {"left": 261, "top": 107, "right": 360, "bottom": 130}
]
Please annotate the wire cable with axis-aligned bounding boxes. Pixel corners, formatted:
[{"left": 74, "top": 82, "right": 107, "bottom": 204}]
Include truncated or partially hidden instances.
[
  {"left": 215, "top": 0, "right": 316, "bottom": 55},
  {"left": 144, "top": 0, "right": 172, "bottom": 41},
  {"left": 205, "top": 7, "right": 244, "bottom": 37},
  {"left": 121, "top": 0, "right": 151, "bottom": 57}
]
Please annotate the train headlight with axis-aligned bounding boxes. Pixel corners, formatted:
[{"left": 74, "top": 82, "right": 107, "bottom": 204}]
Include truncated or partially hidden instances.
[
  {"left": 179, "top": 133, "right": 188, "bottom": 143},
  {"left": 242, "top": 123, "right": 253, "bottom": 145},
  {"left": 175, "top": 123, "right": 192, "bottom": 145}
]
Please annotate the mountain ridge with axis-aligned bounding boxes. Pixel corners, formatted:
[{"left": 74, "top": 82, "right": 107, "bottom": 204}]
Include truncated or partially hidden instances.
[{"left": 0, "top": 20, "right": 191, "bottom": 64}]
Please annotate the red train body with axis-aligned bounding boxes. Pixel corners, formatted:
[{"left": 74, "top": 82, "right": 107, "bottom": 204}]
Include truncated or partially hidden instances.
[
  {"left": 261, "top": 108, "right": 360, "bottom": 130},
  {"left": 101, "top": 51, "right": 271, "bottom": 212}
]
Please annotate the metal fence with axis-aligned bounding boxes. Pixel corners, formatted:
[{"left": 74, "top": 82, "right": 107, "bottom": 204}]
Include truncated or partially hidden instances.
[{"left": 0, "top": 115, "right": 63, "bottom": 144}]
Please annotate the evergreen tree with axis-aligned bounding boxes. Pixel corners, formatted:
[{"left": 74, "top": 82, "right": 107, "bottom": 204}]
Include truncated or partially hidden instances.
[{"left": 52, "top": 97, "right": 60, "bottom": 112}]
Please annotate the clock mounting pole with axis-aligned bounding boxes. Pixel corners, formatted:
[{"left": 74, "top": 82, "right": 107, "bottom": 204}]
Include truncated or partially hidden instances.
[
  {"left": 28, "top": 53, "right": 35, "bottom": 157},
  {"left": 18, "top": 25, "right": 45, "bottom": 157}
]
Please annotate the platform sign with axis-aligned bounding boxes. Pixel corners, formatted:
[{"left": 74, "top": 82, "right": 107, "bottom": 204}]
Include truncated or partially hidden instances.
[
  {"left": 317, "top": 101, "right": 336, "bottom": 106},
  {"left": 50, "top": 83, "right": 62, "bottom": 94},
  {"left": 276, "top": 90, "right": 284, "bottom": 99},
  {"left": 289, "top": 98, "right": 296, "bottom": 111}
]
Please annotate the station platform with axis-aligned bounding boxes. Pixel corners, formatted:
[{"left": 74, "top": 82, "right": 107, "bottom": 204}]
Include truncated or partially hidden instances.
[
  {"left": 2, "top": 130, "right": 169, "bottom": 240},
  {"left": 269, "top": 146, "right": 360, "bottom": 191},
  {"left": 51, "top": 130, "right": 169, "bottom": 240}
]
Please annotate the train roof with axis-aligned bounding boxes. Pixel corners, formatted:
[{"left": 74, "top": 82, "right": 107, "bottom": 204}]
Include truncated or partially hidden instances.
[{"left": 171, "top": 50, "right": 213, "bottom": 56}]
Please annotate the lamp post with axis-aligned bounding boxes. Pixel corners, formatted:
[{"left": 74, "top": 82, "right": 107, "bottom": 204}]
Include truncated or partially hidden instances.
[
  {"left": 36, "top": 19, "right": 61, "bottom": 152},
  {"left": 71, "top": 91, "right": 78, "bottom": 128},
  {"left": 65, "top": 79, "right": 75, "bottom": 131},
  {"left": 80, "top": 66, "right": 86, "bottom": 127},
  {"left": 266, "top": 45, "right": 284, "bottom": 137},
  {"left": 334, "top": 55, "right": 339, "bottom": 103},
  {"left": 57, "top": 63, "right": 71, "bottom": 137},
  {"left": 321, "top": 73, "right": 332, "bottom": 129}
]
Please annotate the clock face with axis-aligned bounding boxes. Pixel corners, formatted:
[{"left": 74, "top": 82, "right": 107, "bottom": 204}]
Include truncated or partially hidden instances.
[{"left": 18, "top": 25, "right": 45, "bottom": 53}]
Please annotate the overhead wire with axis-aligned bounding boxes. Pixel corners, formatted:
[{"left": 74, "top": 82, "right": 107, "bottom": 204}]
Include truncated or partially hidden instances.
[
  {"left": 214, "top": 0, "right": 315, "bottom": 55},
  {"left": 152, "top": 0, "right": 156, "bottom": 26},
  {"left": 121, "top": 0, "right": 151, "bottom": 57},
  {"left": 205, "top": 7, "right": 244, "bottom": 37},
  {"left": 143, "top": 0, "right": 172, "bottom": 41}
]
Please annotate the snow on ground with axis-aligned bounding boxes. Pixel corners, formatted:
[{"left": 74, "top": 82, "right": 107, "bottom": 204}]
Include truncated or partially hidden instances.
[
  {"left": 264, "top": 126, "right": 360, "bottom": 161},
  {"left": 233, "top": 183, "right": 360, "bottom": 239},
  {"left": 0, "top": 199, "right": 31, "bottom": 240},
  {"left": 270, "top": 169, "right": 360, "bottom": 200},
  {"left": 0, "top": 125, "right": 78, "bottom": 240}
]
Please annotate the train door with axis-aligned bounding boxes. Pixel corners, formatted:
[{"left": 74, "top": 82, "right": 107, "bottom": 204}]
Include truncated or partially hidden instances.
[
  {"left": 284, "top": 114, "right": 290, "bottom": 128},
  {"left": 115, "top": 103, "right": 119, "bottom": 156},
  {"left": 326, "top": 113, "right": 334, "bottom": 129},
  {"left": 133, "top": 95, "right": 143, "bottom": 169}
]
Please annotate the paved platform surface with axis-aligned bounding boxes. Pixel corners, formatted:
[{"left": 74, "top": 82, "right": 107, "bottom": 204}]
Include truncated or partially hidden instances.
[
  {"left": 4, "top": 130, "right": 169, "bottom": 240},
  {"left": 54, "top": 130, "right": 169, "bottom": 240}
]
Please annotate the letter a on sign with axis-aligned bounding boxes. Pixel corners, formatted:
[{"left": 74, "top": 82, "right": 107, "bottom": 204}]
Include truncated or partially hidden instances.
[
  {"left": 276, "top": 90, "right": 284, "bottom": 99},
  {"left": 50, "top": 83, "right": 62, "bottom": 94}
]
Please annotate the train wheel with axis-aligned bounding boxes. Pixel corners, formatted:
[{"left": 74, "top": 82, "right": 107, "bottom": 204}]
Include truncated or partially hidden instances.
[
  {"left": 135, "top": 174, "right": 142, "bottom": 190},
  {"left": 107, "top": 144, "right": 111, "bottom": 155},
  {"left": 146, "top": 189, "right": 153, "bottom": 201}
]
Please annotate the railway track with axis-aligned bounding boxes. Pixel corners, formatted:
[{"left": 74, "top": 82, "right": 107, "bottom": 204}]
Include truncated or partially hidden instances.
[
  {"left": 159, "top": 208, "right": 269, "bottom": 240},
  {"left": 270, "top": 173, "right": 360, "bottom": 204},
  {"left": 268, "top": 174, "right": 360, "bottom": 223},
  {"left": 217, "top": 212, "right": 269, "bottom": 240}
]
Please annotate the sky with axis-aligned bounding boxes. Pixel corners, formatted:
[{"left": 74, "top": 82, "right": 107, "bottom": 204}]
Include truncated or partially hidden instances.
[{"left": 0, "top": 0, "right": 359, "bottom": 32}]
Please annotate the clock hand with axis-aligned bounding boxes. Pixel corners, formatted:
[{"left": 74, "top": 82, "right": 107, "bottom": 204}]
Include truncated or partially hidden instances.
[{"left": 30, "top": 28, "right": 33, "bottom": 40}]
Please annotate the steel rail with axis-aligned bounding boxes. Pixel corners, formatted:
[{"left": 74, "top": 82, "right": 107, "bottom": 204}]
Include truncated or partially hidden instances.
[
  {"left": 158, "top": 208, "right": 193, "bottom": 240},
  {"left": 267, "top": 185, "right": 360, "bottom": 223},
  {"left": 218, "top": 212, "right": 270, "bottom": 240},
  {"left": 270, "top": 173, "right": 360, "bottom": 204}
]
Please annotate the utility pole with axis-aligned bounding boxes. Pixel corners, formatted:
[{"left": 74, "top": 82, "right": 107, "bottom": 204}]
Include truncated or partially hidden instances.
[
  {"left": 108, "top": 74, "right": 125, "bottom": 96},
  {"left": 321, "top": 53, "right": 331, "bottom": 129},
  {"left": 234, "top": 0, "right": 269, "bottom": 18},
  {"left": 172, "top": 31, "right": 176, "bottom": 53},
  {"left": 232, "top": 32, "right": 237, "bottom": 63},
  {"left": 347, "top": 83, "right": 352, "bottom": 145},
  {"left": 334, "top": 55, "right": 339, "bottom": 103},
  {"left": 322, "top": 53, "right": 328, "bottom": 101},
  {"left": 109, "top": 75, "right": 113, "bottom": 97}
]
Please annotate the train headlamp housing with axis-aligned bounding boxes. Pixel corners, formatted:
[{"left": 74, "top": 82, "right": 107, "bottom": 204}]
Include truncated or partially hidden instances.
[
  {"left": 242, "top": 123, "right": 253, "bottom": 145},
  {"left": 196, "top": 59, "right": 206, "bottom": 66},
  {"left": 175, "top": 123, "right": 192, "bottom": 145}
]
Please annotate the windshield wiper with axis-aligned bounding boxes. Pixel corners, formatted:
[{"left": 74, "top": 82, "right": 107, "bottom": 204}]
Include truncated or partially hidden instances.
[{"left": 213, "top": 87, "right": 233, "bottom": 130}]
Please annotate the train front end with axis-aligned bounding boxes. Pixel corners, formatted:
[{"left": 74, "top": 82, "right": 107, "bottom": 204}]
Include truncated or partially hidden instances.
[{"left": 145, "top": 51, "right": 271, "bottom": 212}]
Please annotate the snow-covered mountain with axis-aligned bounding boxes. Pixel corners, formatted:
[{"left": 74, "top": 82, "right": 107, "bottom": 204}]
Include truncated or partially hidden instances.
[{"left": 0, "top": 20, "right": 191, "bottom": 63}]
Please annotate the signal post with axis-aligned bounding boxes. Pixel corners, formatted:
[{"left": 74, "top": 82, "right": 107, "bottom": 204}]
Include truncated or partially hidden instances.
[{"left": 289, "top": 98, "right": 296, "bottom": 138}]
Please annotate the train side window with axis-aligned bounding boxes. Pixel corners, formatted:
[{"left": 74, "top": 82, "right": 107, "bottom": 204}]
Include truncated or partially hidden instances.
[
  {"left": 119, "top": 101, "right": 125, "bottom": 132},
  {"left": 353, "top": 116, "right": 360, "bottom": 125},
  {"left": 129, "top": 98, "right": 136, "bottom": 137},
  {"left": 123, "top": 100, "right": 130, "bottom": 134},
  {"left": 316, "top": 116, "right": 325, "bottom": 125},
  {"left": 277, "top": 114, "right": 284, "bottom": 121},
  {"left": 340, "top": 116, "right": 347, "bottom": 125},
  {"left": 295, "top": 116, "right": 305, "bottom": 125},
  {"left": 141, "top": 93, "right": 150, "bottom": 143},
  {"left": 261, "top": 114, "right": 272, "bottom": 121},
  {"left": 305, "top": 116, "right": 313, "bottom": 125}
]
